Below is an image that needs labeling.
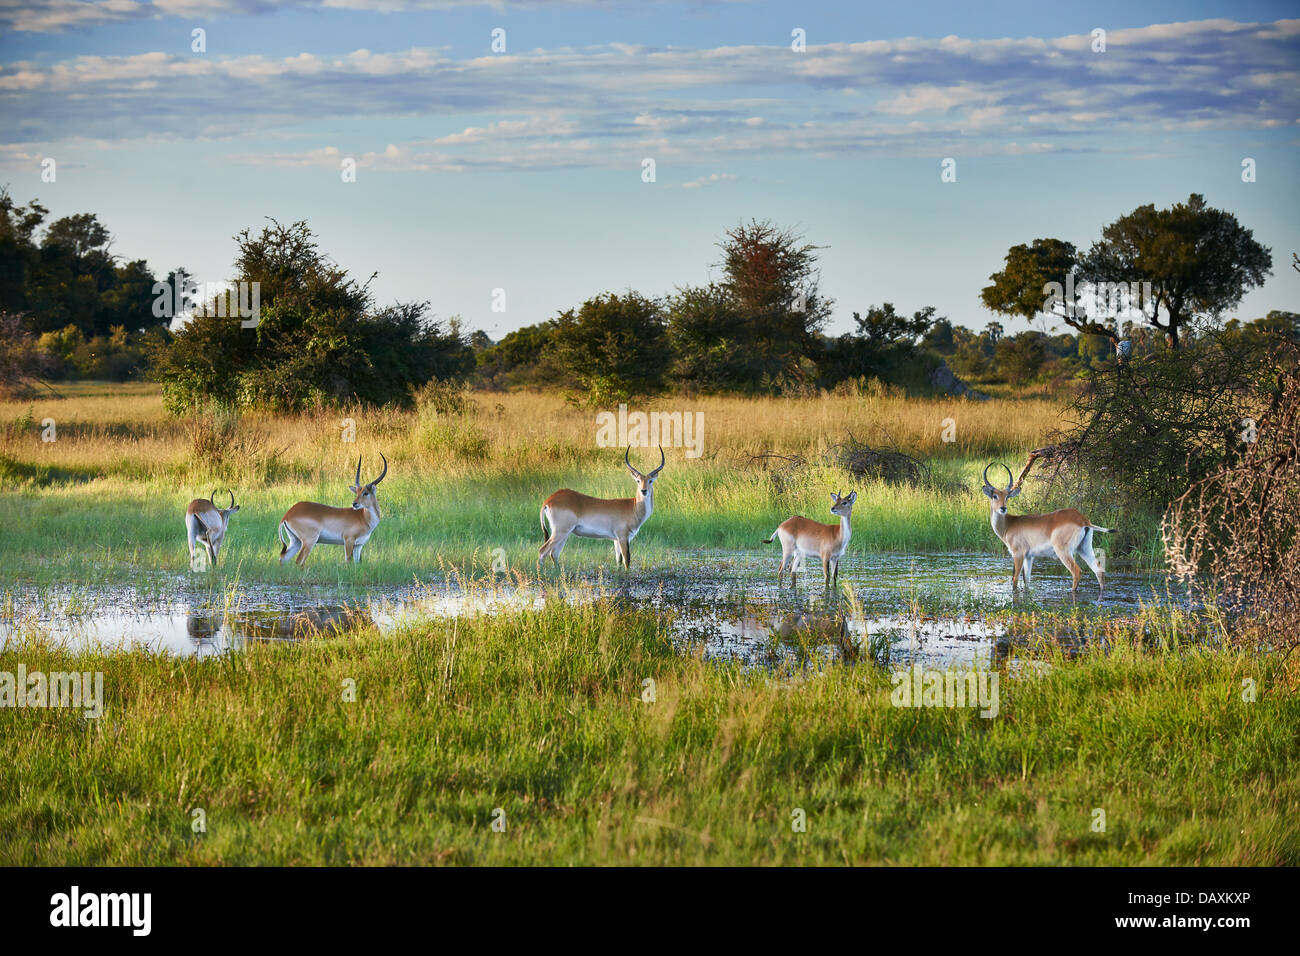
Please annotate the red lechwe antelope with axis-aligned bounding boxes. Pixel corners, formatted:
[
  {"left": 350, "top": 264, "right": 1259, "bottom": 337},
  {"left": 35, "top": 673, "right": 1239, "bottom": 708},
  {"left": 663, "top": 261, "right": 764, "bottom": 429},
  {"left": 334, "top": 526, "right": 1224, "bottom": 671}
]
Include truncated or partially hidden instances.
[
  {"left": 539, "top": 446, "right": 664, "bottom": 569},
  {"left": 278, "top": 454, "right": 387, "bottom": 566},
  {"left": 764, "top": 490, "right": 857, "bottom": 587},
  {"left": 185, "top": 489, "right": 240, "bottom": 568},
  {"left": 981, "top": 461, "right": 1113, "bottom": 593}
]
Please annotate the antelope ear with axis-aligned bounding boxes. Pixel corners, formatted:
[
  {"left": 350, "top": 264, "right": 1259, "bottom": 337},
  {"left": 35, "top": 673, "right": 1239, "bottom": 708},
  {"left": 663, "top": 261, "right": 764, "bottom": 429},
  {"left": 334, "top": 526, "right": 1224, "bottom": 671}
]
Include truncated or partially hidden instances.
[
  {"left": 981, "top": 485, "right": 997, "bottom": 498},
  {"left": 847, "top": 491, "right": 856, "bottom": 503},
  {"left": 349, "top": 484, "right": 360, "bottom": 493},
  {"left": 229, "top": 505, "right": 240, "bottom": 513},
  {"left": 830, "top": 492, "right": 839, "bottom": 503},
  {"left": 1007, "top": 485, "right": 1022, "bottom": 499}
]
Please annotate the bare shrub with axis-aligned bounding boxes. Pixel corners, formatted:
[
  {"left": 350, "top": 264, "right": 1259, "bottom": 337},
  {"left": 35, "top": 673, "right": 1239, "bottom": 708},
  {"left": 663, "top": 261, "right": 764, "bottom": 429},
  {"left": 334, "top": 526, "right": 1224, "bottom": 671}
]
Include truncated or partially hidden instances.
[
  {"left": 185, "top": 405, "right": 286, "bottom": 483},
  {"left": 0, "top": 313, "right": 53, "bottom": 398},
  {"left": 1163, "top": 342, "right": 1300, "bottom": 648}
]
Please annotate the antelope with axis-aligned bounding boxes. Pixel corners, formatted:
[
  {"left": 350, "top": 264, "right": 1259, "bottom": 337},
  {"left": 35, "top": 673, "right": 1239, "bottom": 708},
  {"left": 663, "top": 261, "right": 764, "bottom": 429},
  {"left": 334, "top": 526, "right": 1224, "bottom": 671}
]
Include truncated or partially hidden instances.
[
  {"left": 185, "top": 489, "right": 240, "bottom": 569},
  {"left": 764, "top": 490, "right": 857, "bottom": 588},
  {"left": 278, "top": 454, "right": 387, "bottom": 566},
  {"left": 539, "top": 446, "right": 664, "bottom": 569},
  {"left": 980, "top": 461, "right": 1113, "bottom": 593}
]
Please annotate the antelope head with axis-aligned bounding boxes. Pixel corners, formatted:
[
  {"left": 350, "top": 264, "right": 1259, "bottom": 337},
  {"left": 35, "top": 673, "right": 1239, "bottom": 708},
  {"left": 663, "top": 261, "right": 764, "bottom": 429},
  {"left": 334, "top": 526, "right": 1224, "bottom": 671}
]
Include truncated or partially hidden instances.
[
  {"left": 350, "top": 453, "right": 388, "bottom": 512},
  {"left": 981, "top": 463, "right": 1022, "bottom": 516},
  {"left": 830, "top": 490, "right": 857, "bottom": 518},
  {"left": 624, "top": 445, "right": 666, "bottom": 507}
]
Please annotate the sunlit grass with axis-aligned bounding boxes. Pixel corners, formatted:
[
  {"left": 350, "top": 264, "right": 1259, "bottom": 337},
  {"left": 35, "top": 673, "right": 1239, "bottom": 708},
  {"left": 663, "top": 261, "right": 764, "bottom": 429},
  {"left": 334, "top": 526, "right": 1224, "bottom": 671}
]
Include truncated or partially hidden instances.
[
  {"left": 0, "top": 383, "right": 1157, "bottom": 587},
  {"left": 1, "top": 596, "right": 1294, "bottom": 865}
]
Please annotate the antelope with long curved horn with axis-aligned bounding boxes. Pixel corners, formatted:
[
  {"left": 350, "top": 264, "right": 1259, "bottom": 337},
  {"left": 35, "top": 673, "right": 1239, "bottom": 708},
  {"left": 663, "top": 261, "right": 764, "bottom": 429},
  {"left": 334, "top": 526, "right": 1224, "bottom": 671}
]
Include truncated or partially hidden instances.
[
  {"left": 981, "top": 460, "right": 1113, "bottom": 593},
  {"left": 539, "top": 446, "right": 665, "bottom": 569},
  {"left": 185, "top": 489, "right": 240, "bottom": 569},
  {"left": 279, "top": 454, "right": 388, "bottom": 566}
]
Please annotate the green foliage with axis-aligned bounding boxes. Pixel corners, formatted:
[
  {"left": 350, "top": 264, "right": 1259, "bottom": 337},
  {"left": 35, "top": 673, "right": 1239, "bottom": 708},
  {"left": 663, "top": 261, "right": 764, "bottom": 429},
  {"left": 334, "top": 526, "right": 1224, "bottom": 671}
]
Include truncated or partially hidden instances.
[
  {"left": 546, "top": 291, "right": 669, "bottom": 402},
  {"left": 156, "top": 221, "right": 471, "bottom": 413},
  {"left": 985, "top": 196, "right": 1273, "bottom": 349},
  {"left": 1065, "top": 330, "right": 1275, "bottom": 508},
  {"left": 1079, "top": 194, "right": 1272, "bottom": 347},
  {"left": 475, "top": 320, "right": 560, "bottom": 389},
  {"left": 664, "top": 283, "right": 756, "bottom": 393},
  {"left": 0, "top": 192, "right": 162, "bottom": 337},
  {"left": 994, "top": 331, "right": 1047, "bottom": 382}
]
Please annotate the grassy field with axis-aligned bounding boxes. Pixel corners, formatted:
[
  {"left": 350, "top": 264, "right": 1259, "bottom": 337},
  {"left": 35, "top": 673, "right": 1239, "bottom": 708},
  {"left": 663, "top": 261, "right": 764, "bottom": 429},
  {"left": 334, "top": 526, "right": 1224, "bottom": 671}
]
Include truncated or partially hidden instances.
[
  {"left": 0, "top": 382, "right": 1157, "bottom": 589},
  {"left": 2, "top": 595, "right": 1296, "bottom": 865},
  {"left": 6, "top": 382, "right": 1286, "bottom": 867}
]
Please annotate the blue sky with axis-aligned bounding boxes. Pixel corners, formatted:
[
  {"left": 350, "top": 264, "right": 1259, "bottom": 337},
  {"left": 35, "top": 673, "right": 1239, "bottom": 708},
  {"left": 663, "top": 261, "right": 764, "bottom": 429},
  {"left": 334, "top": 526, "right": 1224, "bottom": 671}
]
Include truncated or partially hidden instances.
[{"left": 2, "top": 0, "right": 1298, "bottom": 339}]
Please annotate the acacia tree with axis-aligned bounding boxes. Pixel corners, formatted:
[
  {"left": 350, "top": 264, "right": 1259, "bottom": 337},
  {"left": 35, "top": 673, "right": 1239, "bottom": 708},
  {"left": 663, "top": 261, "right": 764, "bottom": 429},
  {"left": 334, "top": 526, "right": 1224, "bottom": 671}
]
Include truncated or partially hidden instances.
[{"left": 982, "top": 196, "right": 1272, "bottom": 349}]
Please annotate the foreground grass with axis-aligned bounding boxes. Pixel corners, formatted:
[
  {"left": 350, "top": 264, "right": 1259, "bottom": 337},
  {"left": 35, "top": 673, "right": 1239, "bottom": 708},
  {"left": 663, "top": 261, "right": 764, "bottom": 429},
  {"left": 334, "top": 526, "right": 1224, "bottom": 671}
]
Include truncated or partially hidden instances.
[
  {"left": 2, "top": 599, "right": 1295, "bottom": 865},
  {"left": 0, "top": 383, "right": 1158, "bottom": 588}
]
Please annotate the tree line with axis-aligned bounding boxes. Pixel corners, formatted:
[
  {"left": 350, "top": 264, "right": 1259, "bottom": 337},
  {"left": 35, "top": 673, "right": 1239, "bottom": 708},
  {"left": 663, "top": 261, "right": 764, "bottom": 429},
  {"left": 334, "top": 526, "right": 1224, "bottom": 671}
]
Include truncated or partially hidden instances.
[{"left": 2, "top": 186, "right": 1293, "bottom": 410}]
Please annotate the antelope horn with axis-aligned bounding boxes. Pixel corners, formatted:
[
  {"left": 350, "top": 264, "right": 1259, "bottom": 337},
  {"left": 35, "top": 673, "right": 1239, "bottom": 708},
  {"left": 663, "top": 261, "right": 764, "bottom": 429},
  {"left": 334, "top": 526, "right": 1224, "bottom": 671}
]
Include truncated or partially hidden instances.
[
  {"left": 981, "top": 464, "right": 995, "bottom": 489},
  {"left": 648, "top": 445, "right": 666, "bottom": 478},
  {"left": 1000, "top": 464, "right": 1015, "bottom": 492},
  {"left": 370, "top": 452, "right": 388, "bottom": 486},
  {"left": 624, "top": 446, "right": 643, "bottom": 479},
  {"left": 355, "top": 456, "right": 362, "bottom": 487},
  {"left": 227, "top": 489, "right": 235, "bottom": 510},
  {"left": 209, "top": 487, "right": 217, "bottom": 505}
]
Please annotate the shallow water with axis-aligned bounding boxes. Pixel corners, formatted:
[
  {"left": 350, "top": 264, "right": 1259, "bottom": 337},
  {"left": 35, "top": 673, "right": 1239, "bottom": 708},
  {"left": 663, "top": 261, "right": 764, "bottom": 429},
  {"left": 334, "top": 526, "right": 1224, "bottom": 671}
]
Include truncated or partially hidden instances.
[{"left": 0, "top": 550, "right": 1181, "bottom": 668}]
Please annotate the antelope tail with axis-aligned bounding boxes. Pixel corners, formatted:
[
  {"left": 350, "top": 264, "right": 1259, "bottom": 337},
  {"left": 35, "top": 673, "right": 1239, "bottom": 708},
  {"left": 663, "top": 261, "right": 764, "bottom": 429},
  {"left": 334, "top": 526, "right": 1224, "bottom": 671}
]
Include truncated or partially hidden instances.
[
  {"left": 277, "top": 520, "right": 290, "bottom": 557},
  {"left": 1089, "top": 526, "right": 1116, "bottom": 534},
  {"left": 763, "top": 528, "right": 781, "bottom": 544},
  {"left": 540, "top": 505, "right": 550, "bottom": 542}
]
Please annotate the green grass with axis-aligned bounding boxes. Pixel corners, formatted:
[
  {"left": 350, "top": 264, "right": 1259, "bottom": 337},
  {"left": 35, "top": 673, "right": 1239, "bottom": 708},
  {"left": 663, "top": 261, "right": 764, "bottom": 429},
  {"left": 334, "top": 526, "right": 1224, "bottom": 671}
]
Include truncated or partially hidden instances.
[
  {"left": 0, "top": 457, "right": 1156, "bottom": 590},
  {"left": 2, "top": 596, "right": 1295, "bottom": 865}
]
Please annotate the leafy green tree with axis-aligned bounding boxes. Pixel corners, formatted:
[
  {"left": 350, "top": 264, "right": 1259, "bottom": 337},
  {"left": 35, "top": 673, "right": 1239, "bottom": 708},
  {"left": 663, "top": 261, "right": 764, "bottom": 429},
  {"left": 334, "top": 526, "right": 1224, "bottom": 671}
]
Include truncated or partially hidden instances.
[
  {"left": 156, "top": 220, "right": 469, "bottom": 412},
  {"left": 665, "top": 283, "right": 755, "bottom": 393},
  {"left": 984, "top": 197, "right": 1272, "bottom": 349},
  {"left": 0, "top": 189, "right": 46, "bottom": 314},
  {"left": 817, "top": 304, "right": 941, "bottom": 387},
  {"left": 475, "top": 320, "right": 560, "bottom": 389},
  {"left": 921, "top": 318, "right": 956, "bottom": 354},
  {"left": 546, "top": 292, "right": 668, "bottom": 402},
  {"left": 995, "top": 331, "right": 1047, "bottom": 381},
  {"left": 1078, "top": 194, "right": 1271, "bottom": 348}
]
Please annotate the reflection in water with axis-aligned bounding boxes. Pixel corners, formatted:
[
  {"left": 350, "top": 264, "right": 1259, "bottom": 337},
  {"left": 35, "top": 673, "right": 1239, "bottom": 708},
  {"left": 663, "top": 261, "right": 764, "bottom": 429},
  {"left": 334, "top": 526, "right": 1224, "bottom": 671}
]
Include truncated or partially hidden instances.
[
  {"left": 0, "top": 549, "right": 1182, "bottom": 667},
  {"left": 184, "top": 602, "right": 374, "bottom": 654}
]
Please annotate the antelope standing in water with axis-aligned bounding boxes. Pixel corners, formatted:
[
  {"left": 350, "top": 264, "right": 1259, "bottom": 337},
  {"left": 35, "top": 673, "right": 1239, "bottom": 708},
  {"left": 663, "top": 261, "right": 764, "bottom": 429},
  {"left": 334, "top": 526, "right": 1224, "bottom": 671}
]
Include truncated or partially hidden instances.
[
  {"left": 279, "top": 454, "right": 387, "bottom": 566},
  {"left": 539, "top": 446, "right": 664, "bottom": 569},
  {"left": 185, "top": 489, "right": 240, "bottom": 569},
  {"left": 765, "top": 490, "right": 857, "bottom": 588},
  {"left": 980, "top": 462, "right": 1112, "bottom": 593}
]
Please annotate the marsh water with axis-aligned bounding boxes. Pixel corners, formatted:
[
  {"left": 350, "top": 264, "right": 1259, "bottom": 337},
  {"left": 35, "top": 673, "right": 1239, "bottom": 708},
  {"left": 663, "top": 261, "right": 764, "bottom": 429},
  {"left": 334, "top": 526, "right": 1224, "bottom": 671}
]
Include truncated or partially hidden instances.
[{"left": 0, "top": 551, "right": 1183, "bottom": 669}]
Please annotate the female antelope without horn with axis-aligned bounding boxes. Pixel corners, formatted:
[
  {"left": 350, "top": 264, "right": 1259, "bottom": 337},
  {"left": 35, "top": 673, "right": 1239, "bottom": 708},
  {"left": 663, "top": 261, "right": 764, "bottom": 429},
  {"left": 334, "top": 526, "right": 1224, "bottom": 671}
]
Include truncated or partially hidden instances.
[
  {"left": 185, "top": 489, "right": 240, "bottom": 569},
  {"left": 764, "top": 490, "right": 857, "bottom": 588},
  {"left": 539, "top": 446, "right": 664, "bottom": 569},
  {"left": 981, "top": 460, "right": 1113, "bottom": 593},
  {"left": 279, "top": 454, "right": 387, "bottom": 566}
]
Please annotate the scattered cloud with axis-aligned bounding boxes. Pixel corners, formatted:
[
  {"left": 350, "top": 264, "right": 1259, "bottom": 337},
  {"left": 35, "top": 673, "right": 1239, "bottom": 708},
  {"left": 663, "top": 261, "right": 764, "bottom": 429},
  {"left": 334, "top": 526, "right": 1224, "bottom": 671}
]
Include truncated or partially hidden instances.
[{"left": 2, "top": 18, "right": 1295, "bottom": 173}]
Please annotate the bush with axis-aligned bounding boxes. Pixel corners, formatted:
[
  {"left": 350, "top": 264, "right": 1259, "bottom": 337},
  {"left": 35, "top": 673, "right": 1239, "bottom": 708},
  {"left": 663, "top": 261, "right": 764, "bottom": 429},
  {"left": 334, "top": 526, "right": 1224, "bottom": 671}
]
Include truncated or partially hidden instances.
[
  {"left": 155, "top": 221, "right": 472, "bottom": 413},
  {"left": 1061, "top": 330, "right": 1274, "bottom": 508},
  {"left": 1164, "top": 342, "right": 1300, "bottom": 648}
]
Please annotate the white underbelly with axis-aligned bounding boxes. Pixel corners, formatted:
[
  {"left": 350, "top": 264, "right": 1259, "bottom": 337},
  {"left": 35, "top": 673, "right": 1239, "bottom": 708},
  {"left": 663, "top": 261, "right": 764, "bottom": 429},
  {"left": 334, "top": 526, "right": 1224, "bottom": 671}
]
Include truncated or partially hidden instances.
[{"left": 317, "top": 529, "right": 372, "bottom": 546}]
